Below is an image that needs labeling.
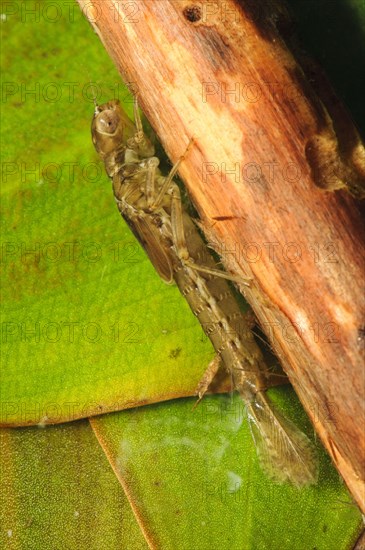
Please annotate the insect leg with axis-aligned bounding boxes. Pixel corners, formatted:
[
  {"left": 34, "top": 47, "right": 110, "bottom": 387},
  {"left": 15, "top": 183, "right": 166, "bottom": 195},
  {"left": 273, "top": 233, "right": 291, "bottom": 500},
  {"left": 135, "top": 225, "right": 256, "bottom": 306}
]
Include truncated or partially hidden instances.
[
  {"left": 170, "top": 185, "right": 251, "bottom": 285},
  {"left": 193, "top": 355, "right": 222, "bottom": 409},
  {"left": 266, "top": 372, "right": 289, "bottom": 387},
  {"left": 150, "top": 139, "right": 195, "bottom": 210},
  {"left": 145, "top": 158, "right": 160, "bottom": 207},
  {"left": 126, "top": 96, "right": 155, "bottom": 158},
  {"left": 132, "top": 94, "right": 143, "bottom": 135}
]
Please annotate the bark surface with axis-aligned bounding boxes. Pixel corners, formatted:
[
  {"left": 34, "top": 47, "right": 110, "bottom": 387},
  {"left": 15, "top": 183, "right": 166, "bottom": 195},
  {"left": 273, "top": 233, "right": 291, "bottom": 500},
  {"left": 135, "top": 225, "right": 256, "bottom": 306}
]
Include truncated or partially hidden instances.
[{"left": 78, "top": 0, "right": 365, "bottom": 509}]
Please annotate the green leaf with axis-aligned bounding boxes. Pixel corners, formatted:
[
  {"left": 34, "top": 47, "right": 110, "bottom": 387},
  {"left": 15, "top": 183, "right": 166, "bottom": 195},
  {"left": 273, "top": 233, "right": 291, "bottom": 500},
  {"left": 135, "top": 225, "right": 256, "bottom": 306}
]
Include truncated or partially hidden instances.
[
  {"left": 1, "top": 0, "right": 215, "bottom": 426},
  {"left": 91, "top": 394, "right": 363, "bottom": 550},
  {"left": 0, "top": 421, "right": 148, "bottom": 549}
]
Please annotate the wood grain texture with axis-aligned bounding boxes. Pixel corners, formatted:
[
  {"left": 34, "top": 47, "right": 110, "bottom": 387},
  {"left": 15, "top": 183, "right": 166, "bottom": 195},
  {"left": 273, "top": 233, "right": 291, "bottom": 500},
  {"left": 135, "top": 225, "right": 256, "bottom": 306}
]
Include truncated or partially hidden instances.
[{"left": 78, "top": 0, "right": 365, "bottom": 509}]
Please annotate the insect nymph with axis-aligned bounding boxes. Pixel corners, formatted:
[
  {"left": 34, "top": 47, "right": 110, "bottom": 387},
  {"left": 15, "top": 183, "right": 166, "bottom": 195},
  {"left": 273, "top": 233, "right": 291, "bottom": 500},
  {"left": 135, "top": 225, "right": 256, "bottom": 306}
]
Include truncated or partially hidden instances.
[{"left": 91, "top": 97, "right": 318, "bottom": 487}]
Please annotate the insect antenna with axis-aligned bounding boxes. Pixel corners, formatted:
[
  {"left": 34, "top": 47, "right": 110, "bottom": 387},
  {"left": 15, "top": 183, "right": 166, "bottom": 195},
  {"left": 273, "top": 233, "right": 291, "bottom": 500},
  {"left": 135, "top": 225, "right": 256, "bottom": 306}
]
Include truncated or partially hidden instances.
[{"left": 84, "top": 67, "right": 100, "bottom": 113}]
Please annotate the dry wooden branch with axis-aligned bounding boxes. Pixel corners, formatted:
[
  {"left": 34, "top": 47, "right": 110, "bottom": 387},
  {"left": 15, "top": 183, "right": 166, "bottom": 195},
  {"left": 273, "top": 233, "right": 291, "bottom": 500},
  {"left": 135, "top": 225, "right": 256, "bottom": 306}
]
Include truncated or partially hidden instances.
[{"left": 78, "top": 0, "right": 365, "bottom": 509}]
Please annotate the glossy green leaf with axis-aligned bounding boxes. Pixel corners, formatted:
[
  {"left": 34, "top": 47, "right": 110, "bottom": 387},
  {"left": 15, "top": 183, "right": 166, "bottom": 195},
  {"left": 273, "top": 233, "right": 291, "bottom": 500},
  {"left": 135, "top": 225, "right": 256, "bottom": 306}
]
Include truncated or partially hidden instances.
[
  {"left": 0, "top": 421, "right": 148, "bottom": 549},
  {"left": 1, "top": 0, "right": 215, "bottom": 426},
  {"left": 91, "top": 393, "right": 363, "bottom": 550}
]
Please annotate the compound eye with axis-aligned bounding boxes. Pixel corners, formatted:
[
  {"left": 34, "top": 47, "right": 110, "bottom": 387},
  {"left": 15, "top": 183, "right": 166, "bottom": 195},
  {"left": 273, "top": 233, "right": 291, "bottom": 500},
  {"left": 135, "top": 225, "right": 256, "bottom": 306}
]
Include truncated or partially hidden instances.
[{"left": 95, "top": 110, "right": 120, "bottom": 134}]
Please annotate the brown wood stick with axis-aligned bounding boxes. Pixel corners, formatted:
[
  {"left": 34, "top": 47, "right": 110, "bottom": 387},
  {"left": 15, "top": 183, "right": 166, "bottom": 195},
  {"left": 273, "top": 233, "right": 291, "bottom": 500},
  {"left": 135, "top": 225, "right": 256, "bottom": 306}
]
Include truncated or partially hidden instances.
[{"left": 78, "top": 0, "right": 365, "bottom": 509}]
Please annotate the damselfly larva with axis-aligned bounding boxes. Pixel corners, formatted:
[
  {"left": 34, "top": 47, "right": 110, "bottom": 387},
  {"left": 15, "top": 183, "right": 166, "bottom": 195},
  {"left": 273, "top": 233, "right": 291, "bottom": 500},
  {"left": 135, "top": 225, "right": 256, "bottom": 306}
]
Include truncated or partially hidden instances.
[{"left": 91, "top": 97, "right": 318, "bottom": 487}]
